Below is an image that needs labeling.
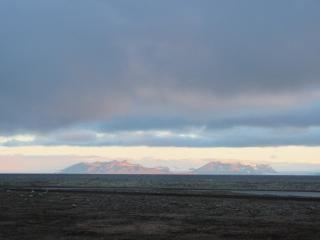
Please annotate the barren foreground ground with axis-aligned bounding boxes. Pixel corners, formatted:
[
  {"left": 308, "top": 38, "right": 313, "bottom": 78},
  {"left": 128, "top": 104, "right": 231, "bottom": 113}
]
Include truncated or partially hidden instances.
[{"left": 0, "top": 174, "right": 320, "bottom": 240}]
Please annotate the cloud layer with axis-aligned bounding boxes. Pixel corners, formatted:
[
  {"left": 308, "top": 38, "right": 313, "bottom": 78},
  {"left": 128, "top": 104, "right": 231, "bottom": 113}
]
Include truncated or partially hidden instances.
[{"left": 1, "top": 0, "right": 320, "bottom": 146}]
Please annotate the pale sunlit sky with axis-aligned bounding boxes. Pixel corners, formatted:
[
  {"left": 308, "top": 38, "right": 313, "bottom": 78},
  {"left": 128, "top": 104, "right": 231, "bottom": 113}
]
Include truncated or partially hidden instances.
[{"left": 1, "top": 146, "right": 320, "bottom": 173}]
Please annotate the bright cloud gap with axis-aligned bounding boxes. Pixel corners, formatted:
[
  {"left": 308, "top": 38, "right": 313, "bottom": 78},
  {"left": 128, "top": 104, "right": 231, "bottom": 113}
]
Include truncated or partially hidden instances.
[{"left": 2, "top": 126, "right": 320, "bottom": 147}]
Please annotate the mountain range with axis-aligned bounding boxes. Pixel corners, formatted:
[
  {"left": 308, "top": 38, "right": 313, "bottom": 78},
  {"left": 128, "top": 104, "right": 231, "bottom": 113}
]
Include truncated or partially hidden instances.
[
  {"left": 61, "top": 160, "right": 170, "bottom": 174},
  {"left": 192, "top": 161, "right": 276, "bottom": 175},
  {"left": 61, "top": 160, "right": 276, "bottom": 175}
]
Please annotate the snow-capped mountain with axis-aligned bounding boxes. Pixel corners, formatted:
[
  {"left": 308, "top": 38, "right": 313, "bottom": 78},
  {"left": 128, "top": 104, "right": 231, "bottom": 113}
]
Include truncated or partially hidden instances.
[
  {"left": 60, "top": 160, "right": 170, "bottom": 174},
  {"left": 192, "top": 161, "right": 276, "bottom": 175}
]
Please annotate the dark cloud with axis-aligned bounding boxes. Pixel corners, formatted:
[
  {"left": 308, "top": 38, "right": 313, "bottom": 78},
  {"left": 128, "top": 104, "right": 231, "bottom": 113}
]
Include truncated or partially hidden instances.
[{"left": 1, "top": 0, "right": 320, "bottom": 146}]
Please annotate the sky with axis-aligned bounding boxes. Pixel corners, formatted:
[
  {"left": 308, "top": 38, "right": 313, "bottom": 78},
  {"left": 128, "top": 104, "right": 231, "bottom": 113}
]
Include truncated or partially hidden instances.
[{"left": 1, "top": 0, "right": 320, "bottom": 172}]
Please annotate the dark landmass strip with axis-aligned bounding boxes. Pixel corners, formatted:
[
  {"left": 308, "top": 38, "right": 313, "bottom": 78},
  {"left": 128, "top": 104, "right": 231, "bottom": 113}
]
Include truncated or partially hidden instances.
[{"left": 1, "top": 174, "right": 320, "bottom": 240}]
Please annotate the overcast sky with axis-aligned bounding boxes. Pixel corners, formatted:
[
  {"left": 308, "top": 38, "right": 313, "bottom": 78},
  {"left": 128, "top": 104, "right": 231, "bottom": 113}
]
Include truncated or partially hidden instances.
[{"left": 1, "top": 1, "right": 320, "bottom": 171}]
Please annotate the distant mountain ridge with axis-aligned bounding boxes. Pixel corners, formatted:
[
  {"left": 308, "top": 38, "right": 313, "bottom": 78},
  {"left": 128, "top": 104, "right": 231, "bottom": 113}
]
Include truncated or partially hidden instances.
[
  {"left": 192, "top": 161, "right": 276, "bottom": 175},
  {"left": 61, "top": 160, "right": 276, "bottom": 175},
  {"left": 61, "top": 160, "right": 170, "bottom": 174}
]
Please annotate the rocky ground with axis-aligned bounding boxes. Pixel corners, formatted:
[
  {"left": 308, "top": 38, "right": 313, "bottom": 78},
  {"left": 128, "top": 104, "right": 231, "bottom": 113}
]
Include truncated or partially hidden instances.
[{"left": 0, "top": 186, "right": 320, "bottom": 240}]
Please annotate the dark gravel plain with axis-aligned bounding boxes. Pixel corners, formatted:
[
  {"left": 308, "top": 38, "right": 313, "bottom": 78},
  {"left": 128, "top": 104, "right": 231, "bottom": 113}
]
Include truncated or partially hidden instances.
[{"left": 1, "top": 174, "right": 320, "bottom": 240}]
